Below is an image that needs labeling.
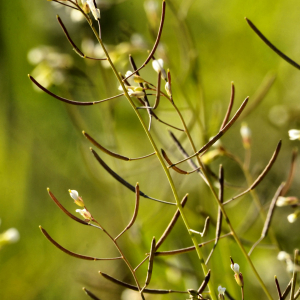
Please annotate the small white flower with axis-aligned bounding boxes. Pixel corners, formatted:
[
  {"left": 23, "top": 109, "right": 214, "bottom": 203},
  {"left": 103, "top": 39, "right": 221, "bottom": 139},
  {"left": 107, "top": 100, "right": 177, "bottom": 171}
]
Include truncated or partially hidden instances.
[
  {"left": 87, "top": 0, "right": 100, "bottom": 20},
  {"left": 287, "top": 213, "right": 298, "bottom": 223},
  {"left": 276, "top": 196, "right": 298, "bottom": 207},
  {"left": 69, "top": 190, "right": 79, "bottom": 200},
  {"left": 277, "top": 251, "right": 291, "bottom": 261},
  {"left": 125, "top": 71, "right": 133, "bottom": 78},
  {"left": 240, "top": 123, "right": 251, "bottom": 139},
  {"left": 240, "top": 122, "right": 251, "bottom": 148},
  {"left": 124, "top": 70, "right": 136, "bottom": 85},
  {"left": 288, "top": 129, "right": 300, "bottom": 140},
  {"left": 76, "top": 208, "right": 92, "bottom": 220},
  {"left": 218, "top": 286, "right": 226, "bottom": 295},
  {"left": 231, "top": 263, "right": 240, "bottom": 273},
  {"left": 69, "top": 189, "right": 85, "bottom": 207},
  {"left": 152, "top": 59, "right": 167, "bottom": 81},
  {"left": 1, "top": 228, "right": 20, "bottom": 243}
]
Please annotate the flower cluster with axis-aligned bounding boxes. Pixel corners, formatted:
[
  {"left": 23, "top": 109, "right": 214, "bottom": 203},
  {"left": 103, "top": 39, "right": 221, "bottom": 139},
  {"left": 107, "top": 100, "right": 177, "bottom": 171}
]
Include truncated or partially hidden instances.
[{"left": 69, "top": 190, "right": 92, "bottom": 221}]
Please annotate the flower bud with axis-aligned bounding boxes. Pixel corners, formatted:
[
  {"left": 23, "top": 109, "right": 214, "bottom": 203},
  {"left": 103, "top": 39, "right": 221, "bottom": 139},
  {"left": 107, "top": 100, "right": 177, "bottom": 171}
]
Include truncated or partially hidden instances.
[
  {"left": 201, "top": 149, "right": 221, "bottom": 164},
  {"left": 276, "top": 196, "right": 299, "bottom": 207},
  {"left": 231, "top": 263, "right": 240, "bottom": 273},
  {"left": 87, "top": 0, "right": 100, "bottom": 20},
  {"left": 231, "top": 262, "right": 244, "bottom": 287},
  {"left": 133, "top": 75, "right": 145, "bottom": 83},
  {"left": 287, "top": 211, "right": 299, "bottom": 223},
  {"left": 69, "top": 189, "right": 85, "bottom": 207},
  {"left": 76, "top": 208, "right": 92, "bottom": 221},
  {"left": 218, "top": 286, "right": 226, "bottom": 300},
  {"left": 240, "top": 122, "right": 251, "bottom": 149},
  {"left": 152, "top": 59, "right": 167, "bottom": 81}
]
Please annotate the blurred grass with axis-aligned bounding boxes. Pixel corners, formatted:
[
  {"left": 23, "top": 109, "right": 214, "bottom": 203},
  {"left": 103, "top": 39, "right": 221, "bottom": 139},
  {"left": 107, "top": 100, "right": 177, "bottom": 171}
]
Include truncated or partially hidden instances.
[{"left": 0, "top": 0, "right": 300, "bottom": 299}]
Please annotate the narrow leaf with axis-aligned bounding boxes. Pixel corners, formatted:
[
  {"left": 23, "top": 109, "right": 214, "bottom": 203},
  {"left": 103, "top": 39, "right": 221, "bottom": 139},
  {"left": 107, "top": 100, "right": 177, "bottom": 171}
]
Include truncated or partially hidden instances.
[
  {"left": 248, "top": 182, "right": 285, "bottom": 256},
  {"left": 115, "top": 183, "right": 140, "bottom": 240},
  {"left": 220, "top": 82, "right": 235, "bottom": 130},
  {"left": 274, "top": 276, "right": 283, "bottom": 300},
  {"left": 142, "top": 237, "right": 156, "bottom": 291},
  {"left": 156, "top": 194, "right": 188, "bottom": 249},
  {"left": 224, "top": 140, "right": 282, "bottom": 205},
  {"left": 246, "top": 18, "right": 300, "bottom": 70},
  {"left": 83, "top": 131, "right": 129, "bottom": 161},
  {"left": 29, "top": 75, "right": 123, "bottom": 105},
  {"left": 90, "top": 148, "right": 175, "bottom": 205},
  {"left": 57, "top": 15, "right": 106, "bottom": 61},
  {"left": 83, "top": 288, "right": 101, "bottom": 300},
  {"left": 198, "top": 270, "right": 211, "bottom": 294},
  {"left": 155, "top": 233, "right": 232, "bottom": 256},
  {"left": 99, "top": 272, "right": 187, "bottom": 294},
  {"left": 40, "top": 226, "right": 122, "bottom": 261},
  {"left": 281, "top": 148, "right": 298, "bottom": 196}
]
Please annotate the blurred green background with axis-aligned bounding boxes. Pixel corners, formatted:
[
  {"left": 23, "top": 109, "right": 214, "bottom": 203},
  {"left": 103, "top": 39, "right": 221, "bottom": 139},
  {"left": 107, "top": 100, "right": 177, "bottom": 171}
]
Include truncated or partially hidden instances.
[{"left": 1, "top": 0, "right": 300, "bottom": 299}]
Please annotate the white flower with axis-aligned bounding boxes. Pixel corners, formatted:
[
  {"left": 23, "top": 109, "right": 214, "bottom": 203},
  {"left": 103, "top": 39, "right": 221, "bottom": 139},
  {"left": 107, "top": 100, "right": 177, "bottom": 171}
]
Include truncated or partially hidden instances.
[
  {"left": 287, "top": 213, "right": 298, "bottom": 223},
  {"left": 69, "top": 190, "right": 79, "bottom": 200},
  {"left": 87, "top": 0, "right": 100, "bottom": 20},
  {"left": 152, "top": 59, "right": 167, "bottom": 81},
  {"left": 69, "top": 189, "right": 85, "bottom": 207},
  {"left": 240, "top": 123, "right": 251, "bottom": 139},
  {"left": 124, "top": 70, "right": 135, "bottom": 85},
  {"left": 231, "top": 263, "right": 240, "bottom": 273},
  {"left": 277, "top": 251, "right": 291, "bottom": 261},
  {"left": 288, "top": 129, "right": 300, "bottom": 140},
  {"left": 125, "top": 71, "right": 133, "bottom": 78},
  {"left": 1, "top": 228, "right": 20, "bottom": 244},
  {"left": 276, "top": 196, "right": 298, "bottom": 207},
  {"left": 240, "top": 122, "right": 251, "bottom": 148},
  {"left": 218, "top": 286, "right": 226, "bottom": 295},
  {"left": 76, "top": 208, "right": 92, "bottom": 220}
]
